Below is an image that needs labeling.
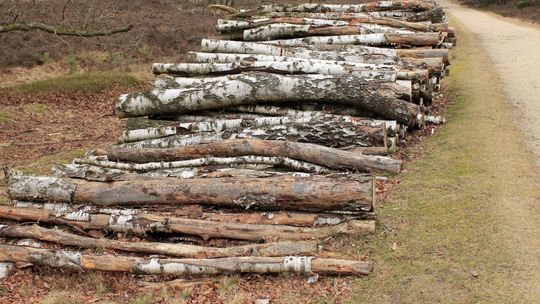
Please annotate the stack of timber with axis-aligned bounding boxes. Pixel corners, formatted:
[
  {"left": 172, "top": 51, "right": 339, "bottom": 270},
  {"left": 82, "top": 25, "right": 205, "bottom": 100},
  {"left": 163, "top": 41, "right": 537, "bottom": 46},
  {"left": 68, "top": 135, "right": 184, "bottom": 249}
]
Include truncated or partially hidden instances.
[{"left": 0, "top": 0, "right": 454, "bottom": 281}]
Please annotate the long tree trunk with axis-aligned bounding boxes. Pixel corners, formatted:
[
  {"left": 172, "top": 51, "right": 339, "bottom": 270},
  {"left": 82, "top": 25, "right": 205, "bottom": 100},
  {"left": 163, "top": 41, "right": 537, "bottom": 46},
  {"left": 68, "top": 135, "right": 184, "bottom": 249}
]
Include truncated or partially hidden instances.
[
  {"left": 7, "top": 172, "right": 375, "bottom": 212},
  {"left": 11, "top": 201, "right": 364, "bottom": 227},
  {"left": 74, "top": 155, "right": 331, "bottom": 174},
  {"left": 216, "top": 17, "right": 448, "bottom": 33},
  {"left": 152, "top": 61, "right": 398, "bottom": 81},
  {"left": 98, "top": 139, "right": 403, "bottom": 173},
  {"left": 0, "top": 225, "right": 318, "bottom": 258},
  {"left": 0, "top": 206, "right": 376, "bottom": 241},
  {"left": 235, "top": 24, "right": 414, "bottom": 41},
  {"left": 230, "top": 1, "right": 437, "bottom": 18},
  {"left": 201, "top": 39, "right": 398, "bottom": 58},
  {"left": 116, "top": 73, "right": 423, "bottom": 127},
  {"left": 118, "top": 114, "right": 393, "bottom": 143},
  {"left": 183, "top": 54, "right": 427, "bottom": 81},
  {"left": 260, "top": 32, "right": 442, "bottom": 47},
  {"left": 0, "top": 244, "right": 373, "bottom": 276}
]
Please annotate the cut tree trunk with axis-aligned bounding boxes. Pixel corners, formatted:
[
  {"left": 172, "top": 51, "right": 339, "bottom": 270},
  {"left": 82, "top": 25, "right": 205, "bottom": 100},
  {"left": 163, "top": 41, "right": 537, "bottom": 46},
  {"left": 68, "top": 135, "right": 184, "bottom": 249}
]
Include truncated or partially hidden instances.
[
  {"left": 216, "top": 17, "right": 447, "bottom": 33},
  {"left": 261, "top": 33, "right": 442, "bottom": 47},
  {"left": 11, "top": 201, "right": 363, "bottom": 227},
  {"left": 0, "top": 225, "right": 318, "bottom": 258},
  {"left": 152, "top": 61, "right": 398, "bottom": 81},
  {"left": 0, "top": 244, "right": 373, "bottom": 276},
  {"left": 116, "top": 72, "right": 422, "bottom": 127},
  {"left": 183, "top": 54, "right": 427, "bottom": 81},
  {"left": 6, "top": 172, "right": 375, "bottom": 212},
  {"left": 74, "top": 155, "right": 331, "bottom": 174},
  {"left": 118, "top": 122, "right": 388, "bottom": 150},
  {"left": 230, "top": 1, "right": 437, "bottom": 18},
  {"left": 236, "top": 24, "right": 414, "bottom": 41},
  {"left": 118, "top": 114, "right": 392, "bottom": 144},
  {"left": 0, "top": 205, "right": 376, "bottom": 241},
  {"left": 98, "top": 139, "right": 403, "bottom": 173}
]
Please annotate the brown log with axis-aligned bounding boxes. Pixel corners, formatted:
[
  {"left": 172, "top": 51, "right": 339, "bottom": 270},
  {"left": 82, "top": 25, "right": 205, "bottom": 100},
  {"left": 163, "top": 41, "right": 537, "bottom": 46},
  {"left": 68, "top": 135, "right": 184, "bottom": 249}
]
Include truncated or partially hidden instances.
[
  {"left": 99, "top": 139, "right": 403, "bottom": 173},
  {"left": 0, "top": 225, "right": 318, "bottom": 258},
  {"left": 0, "top": 206, "right": 376, "bottom": 241},
  {"left": 397, "top": 48, "right": 449, "bottom": 64},
  {"left": 0, "top": 244, "right": 373, "bottom": 276},
  {"left": 6, "top": 172, "right": 375, "bottom": 212}
]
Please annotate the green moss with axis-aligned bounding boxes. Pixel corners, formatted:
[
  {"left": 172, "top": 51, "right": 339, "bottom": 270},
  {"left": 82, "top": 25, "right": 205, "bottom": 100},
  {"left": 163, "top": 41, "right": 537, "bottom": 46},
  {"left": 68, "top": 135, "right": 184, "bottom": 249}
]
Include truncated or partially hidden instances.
[{"left": 8, "top": 71, "right": 140, "bottom": 96}]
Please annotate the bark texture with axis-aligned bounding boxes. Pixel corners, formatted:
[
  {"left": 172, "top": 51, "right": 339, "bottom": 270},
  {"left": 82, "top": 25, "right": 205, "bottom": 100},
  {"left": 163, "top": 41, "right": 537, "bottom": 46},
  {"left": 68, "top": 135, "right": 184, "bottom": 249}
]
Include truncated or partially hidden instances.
[
  {"left": 116, "top": 72, "right": 422, "bottom": 127},
  {"left": 7, "top": 173, "right": 375, "bottom": 212},
  {"left": 0, "top": 225, "right": 318, "bottom": 258},
  {"left": 0, "top": 206, "right": 376, "bottom": 241},
  {"left": 99, "top": 139, "right": 403, "bottom": 173},
  {"left": 0, "top": 244, "right": 373, "bottom": 276}
]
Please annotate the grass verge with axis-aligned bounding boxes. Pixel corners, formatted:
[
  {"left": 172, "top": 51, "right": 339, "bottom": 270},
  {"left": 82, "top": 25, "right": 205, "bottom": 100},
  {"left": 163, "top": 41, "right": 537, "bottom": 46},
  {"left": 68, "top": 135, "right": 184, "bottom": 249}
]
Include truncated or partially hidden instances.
[
  {"left": 6, "top": 71, "right": 140, "bottom": 95},
  {"left": 348, "top": 15, "right": 540, "bottom": 303}
]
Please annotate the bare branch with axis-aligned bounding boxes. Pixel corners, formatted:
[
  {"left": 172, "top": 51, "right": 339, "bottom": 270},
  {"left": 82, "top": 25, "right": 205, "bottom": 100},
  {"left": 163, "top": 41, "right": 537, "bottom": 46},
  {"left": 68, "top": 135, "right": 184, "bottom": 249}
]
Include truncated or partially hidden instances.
[{"left": 0, "top": 21, "right": 133, "bottom": 37}]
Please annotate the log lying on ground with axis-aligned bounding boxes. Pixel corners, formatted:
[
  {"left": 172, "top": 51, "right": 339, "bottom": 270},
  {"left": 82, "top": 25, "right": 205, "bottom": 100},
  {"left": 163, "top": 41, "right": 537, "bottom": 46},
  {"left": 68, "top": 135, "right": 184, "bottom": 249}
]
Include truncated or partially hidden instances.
[
  {"left": 0, "top": 205, "right": 376, "bottom": 240},
  {"left": 74, "top": 155, "right": 331, "bottom": 174},
  {"left": 116, "top": 73, "right": 423, "bottom": 127},
  {"left": 181, "top": 55, "right": 428, "bottom": 81},
  {"left": 119, "top": 114, "right": 395, "bottom": 143},
  {"left": 119, "top": 123, "right": 389, "bottom": 150},
  {"left": 98, "top": 139, "right": 403, "bottom": 173},
  {"left": 230, "top": 1, "right": 437, "bottom": 18},
  {"left": 152, "top": 61, "right": 398, "bottom": 81},
  {"left": 0, "top": 244, "right": 373, "bottom": 276},
  {"left": 247, "top": 8, "right": 445, "bottom": 23},
  {"left": 228, "top": 24, "right": 415, "bottom": 41},
  {"left": 12, "top": 201, "right": 361, "bottom": 227},
  {"left": 0, "top": 225, "right": 318, "bottom": 258},
  {"left": 216, "top": 17, "right": 449, "bottom": 33},
  {"left": 6, "top": 171, "right": 375, "bottom": 212},
  {"left": 261, "top": 32, "right": 443, "bottom": 47}
]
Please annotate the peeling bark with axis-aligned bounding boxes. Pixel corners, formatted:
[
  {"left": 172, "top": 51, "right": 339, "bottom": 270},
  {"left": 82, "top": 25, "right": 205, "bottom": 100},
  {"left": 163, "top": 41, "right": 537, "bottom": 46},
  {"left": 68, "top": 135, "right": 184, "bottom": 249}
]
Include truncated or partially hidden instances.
[
  {"left": 0, "top": 206, "right": 376, "bottom": 240},
  {"left": 7, "top": 172, "right": 375, "bottom": 212},
  {"left": 0, "top": 244, "right": 373, "bottom": 276},
  {"left": 152, "top": 61, "right": 398, "bottom": 82},
  {"left": 261, "top": 32, "right": 443, "bottom": 47},
  {"left": 99, "top": 139, "right": 403, "bottom": 173},
  {"left": 74, "top": 155, "right": 330, "bottom": 174},
  {"left": 116, "top": 72, "right": 422, "bottom": 126},
  {"left": 119, "top": 114, "right": 393, "bottom": 143},
  {"left": 0, "top": 225, "right": 318, "bottom": 258}
]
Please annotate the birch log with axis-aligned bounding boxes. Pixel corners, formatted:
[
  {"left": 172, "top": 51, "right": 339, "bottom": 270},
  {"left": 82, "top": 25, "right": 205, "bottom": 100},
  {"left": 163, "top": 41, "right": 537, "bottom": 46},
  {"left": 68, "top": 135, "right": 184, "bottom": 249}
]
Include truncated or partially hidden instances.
[
  {"left": 231, "top": 1, "right": 437, "bottom": 17},
  {"left": 0, "top": 225, "right": 318, "bottom": 258},
  {"left": 116, "top": 73, "right": 423, "bottom": 127},
  {"left": 0, "top": 206, "right": 376, "bottom": 240},
  {"left": 99, "top": 139, "right": 403, "bottom": 173},
  {"left": 237, "top": 24, "right": 414, "bottom": 41},
  {"left": 0, "top": 244, "right": 373, "bottom": 276},
  {"left": 118, "top": 114, "right": 393, "bottom": 143},
  {"left": 261, "top": 32, "right": 443, "bottom": 47},
  {"left": 74, "top": 155, "right": 331, "bottom": 174},
  {"left": 6, "top": 172, "right": 375, "bottom": 212},
  {"left": 11, "top": 201, "right": 362, "bottom": 227},
  {"left": 255, "top": 7, "right": 447, "bottom": 23},
  {"left": 152, "top": 61, "right": 398, "bottom": 81},
  {"left": 119, "top": 122, "right": 389, "bottom": 149},
  {"left": 216, "top": 17, "right": 447, "bottom": 33}
]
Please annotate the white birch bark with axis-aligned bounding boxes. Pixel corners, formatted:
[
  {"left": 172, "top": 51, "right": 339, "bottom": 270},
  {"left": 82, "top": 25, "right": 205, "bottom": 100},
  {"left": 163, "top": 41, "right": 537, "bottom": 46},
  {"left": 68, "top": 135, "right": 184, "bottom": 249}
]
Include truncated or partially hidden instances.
[
  {"left": 217, "top": 18, "right": 349, "bottom": 32},
  {"left": 116, "top": 73, "right": 421, "bottom": 126},
  {"left": 74, "top": 155, "right": 330, "bottom": 174},
  {"left": 152, "top": 61, "right": 397, "bottom": 82},
  {"left": 261, "top": 33, "right": 441, "bottom": 47},
  {"left": 239, "top": 2, "right": 436, "bottom": 14}
]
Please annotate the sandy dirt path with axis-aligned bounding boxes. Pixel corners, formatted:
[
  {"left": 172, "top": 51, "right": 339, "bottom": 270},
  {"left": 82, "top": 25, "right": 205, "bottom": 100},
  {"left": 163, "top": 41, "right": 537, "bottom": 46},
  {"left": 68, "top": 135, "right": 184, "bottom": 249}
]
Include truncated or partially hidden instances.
[{"left": 439, "top": 0, "right": 540, "bottom": 166}]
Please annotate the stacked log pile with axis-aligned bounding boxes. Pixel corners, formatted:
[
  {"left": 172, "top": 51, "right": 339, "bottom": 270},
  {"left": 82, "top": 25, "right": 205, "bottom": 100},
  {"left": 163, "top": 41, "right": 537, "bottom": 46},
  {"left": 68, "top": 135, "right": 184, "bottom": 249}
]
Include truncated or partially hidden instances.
[{"left": 0, "top": 0, "right": 453, "bottom": 280}]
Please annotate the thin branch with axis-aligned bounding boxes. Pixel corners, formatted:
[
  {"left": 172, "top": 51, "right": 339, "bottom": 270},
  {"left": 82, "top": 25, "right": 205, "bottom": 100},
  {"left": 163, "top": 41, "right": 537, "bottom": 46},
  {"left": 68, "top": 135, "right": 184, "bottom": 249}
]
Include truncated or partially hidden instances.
[{"left": 0, "top": 22, "right": 134, "bottom": 37}]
